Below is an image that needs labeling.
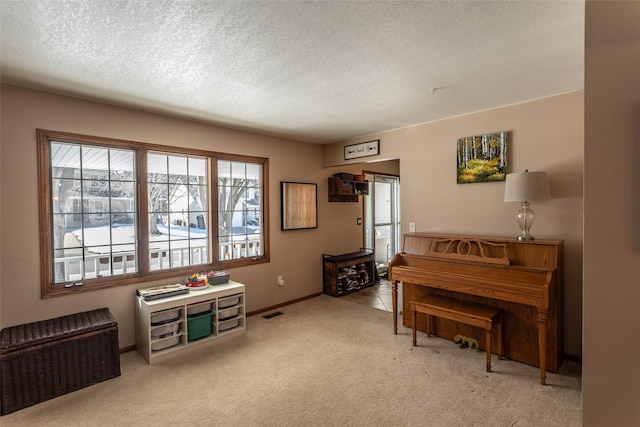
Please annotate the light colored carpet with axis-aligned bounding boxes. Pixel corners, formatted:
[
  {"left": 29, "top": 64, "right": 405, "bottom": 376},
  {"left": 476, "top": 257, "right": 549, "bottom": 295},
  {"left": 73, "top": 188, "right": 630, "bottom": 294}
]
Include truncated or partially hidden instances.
[{"left": 1, "top": 295, "right": 582, "bottom": 426}]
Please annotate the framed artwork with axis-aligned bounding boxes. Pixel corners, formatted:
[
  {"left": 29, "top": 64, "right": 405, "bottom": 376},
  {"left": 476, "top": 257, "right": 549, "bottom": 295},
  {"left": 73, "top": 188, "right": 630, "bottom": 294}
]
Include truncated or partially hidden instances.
[
  {"left": 281, "top": 182, "right": 318, "bottom": 230},
  {"left": 344, "top": 139, "right": 379, "bottom": 160},
  {"left": 456, "top": 131, "right": 508, "bottom": 183}
]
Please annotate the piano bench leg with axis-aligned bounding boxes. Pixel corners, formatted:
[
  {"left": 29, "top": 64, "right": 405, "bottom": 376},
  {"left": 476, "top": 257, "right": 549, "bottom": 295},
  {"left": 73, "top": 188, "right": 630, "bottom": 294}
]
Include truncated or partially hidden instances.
[{"left": 485, "top": 314, "right": 504, "bottom": 372}]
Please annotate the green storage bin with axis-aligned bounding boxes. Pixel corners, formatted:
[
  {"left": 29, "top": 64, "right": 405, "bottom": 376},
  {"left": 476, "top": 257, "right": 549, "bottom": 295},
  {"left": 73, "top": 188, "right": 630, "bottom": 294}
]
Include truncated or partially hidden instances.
[{"left": 187, "top": 310, "right": 214, "bottom": 341}]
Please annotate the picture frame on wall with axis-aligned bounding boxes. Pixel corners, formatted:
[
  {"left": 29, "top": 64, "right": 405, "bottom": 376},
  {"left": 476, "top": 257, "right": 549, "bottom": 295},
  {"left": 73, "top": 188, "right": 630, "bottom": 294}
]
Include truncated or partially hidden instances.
[
  {"left": 281, "top": 182, "right": 318, "bottom": 230},
  {"left": 344, "top": 139, "right": 379, "bottom": 160},
  {"left": 456, "top": 131, "right": 508, "bottom": 184}
]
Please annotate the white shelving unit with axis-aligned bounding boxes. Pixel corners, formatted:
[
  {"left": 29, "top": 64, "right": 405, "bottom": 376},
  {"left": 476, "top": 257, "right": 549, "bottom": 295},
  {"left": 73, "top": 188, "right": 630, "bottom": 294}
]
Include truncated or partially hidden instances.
[{"left": 135, "top": 281, "right": 245, "bottom": 364}]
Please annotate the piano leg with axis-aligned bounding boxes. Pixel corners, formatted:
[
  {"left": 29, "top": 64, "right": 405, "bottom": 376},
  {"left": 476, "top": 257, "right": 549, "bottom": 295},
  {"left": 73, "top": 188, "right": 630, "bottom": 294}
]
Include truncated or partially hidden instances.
[
  {"left": 392, "top": 281, "right": 399, "bottom": 334},
  {"left": 538, "top": 309, "right": 549, "bottom": 385},
  {"left": 485, "top": 329, "right": 492, "bottom": 372},
  {"left": 412, "top": 308, "right": 417, "bottom": 345}
]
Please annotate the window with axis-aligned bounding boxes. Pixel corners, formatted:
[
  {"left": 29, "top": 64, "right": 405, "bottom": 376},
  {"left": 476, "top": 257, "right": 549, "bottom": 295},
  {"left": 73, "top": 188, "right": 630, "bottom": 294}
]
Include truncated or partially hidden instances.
[
  {"left": 217, "top": 160, "right": 263, "bottom": 261},
  {"left": 147, "top": 153, "right": 209, "bottom": 271},
  {"left": 49, "top": 142, "right": 137, "bottom": 283},
  {"left": 38, "top": 129, "right": 269, "bottom": 297}
]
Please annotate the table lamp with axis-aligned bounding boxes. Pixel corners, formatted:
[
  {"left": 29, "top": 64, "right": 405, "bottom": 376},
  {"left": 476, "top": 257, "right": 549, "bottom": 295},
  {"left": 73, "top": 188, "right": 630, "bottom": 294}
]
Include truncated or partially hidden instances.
[{"left": 504, "top": 170, "right": 551, "bottom": 241}]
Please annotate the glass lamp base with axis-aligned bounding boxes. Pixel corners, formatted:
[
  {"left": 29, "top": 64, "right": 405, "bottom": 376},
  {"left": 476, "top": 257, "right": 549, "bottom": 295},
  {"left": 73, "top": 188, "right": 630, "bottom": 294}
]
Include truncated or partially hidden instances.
[{"left": 515, "top": 201, "right": 535, "bottom": 241}]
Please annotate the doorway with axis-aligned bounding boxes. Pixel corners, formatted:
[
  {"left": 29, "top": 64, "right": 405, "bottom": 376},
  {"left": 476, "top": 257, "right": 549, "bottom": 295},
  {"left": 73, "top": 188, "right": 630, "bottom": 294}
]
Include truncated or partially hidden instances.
[{"left": 364, "top": 174, "right": 400, "bottom": 278}]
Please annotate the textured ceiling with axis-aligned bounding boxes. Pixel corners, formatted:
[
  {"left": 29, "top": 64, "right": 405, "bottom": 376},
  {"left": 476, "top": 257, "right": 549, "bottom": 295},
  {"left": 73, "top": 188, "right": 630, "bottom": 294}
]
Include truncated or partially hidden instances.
[{"left": 0, "top": 1, "right": 584, "bottom": 144}]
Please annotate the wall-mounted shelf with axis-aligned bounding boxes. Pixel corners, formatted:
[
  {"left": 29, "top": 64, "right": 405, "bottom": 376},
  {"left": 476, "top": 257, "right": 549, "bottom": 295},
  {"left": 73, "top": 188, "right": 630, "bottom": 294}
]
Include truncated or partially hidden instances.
[{"left": 328, "top": 177, "right": 369, "bottom": 202}]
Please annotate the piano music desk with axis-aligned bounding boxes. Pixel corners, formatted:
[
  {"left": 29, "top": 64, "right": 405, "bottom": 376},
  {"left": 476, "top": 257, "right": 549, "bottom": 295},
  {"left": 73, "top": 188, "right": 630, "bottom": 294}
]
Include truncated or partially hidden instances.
[{"left": 411, "top": 294, "right": 503, "bottom": 372}]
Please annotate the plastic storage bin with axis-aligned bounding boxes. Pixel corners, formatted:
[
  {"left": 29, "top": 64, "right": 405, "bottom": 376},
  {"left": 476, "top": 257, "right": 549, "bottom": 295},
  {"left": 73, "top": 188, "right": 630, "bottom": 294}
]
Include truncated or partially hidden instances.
[
  {"left": 218, "top": 317, "right": 240, "bottom": 332},
  {"left": 187, "top": 311, "right": 214, "bottom": 341},
  {"left": 151, "top": 334, "right": 181, "bottom": 351},
  {"left": 151, "top": 320, "right": 181, "bottom": 339},
  {"left": 208, "top": 271, "right": 230, "bottom": 285},
  {"left": 218, "top": 306, "right": 240, "bottom": 320},
  {"left": 218, "top": 294, "right": 241, "bottom": 309},
  {"left": 151, "top": 308, "right": 181, "bottom": 325},
  {"left": 187, "top": 301, "right": 213, "bottom": 316}
]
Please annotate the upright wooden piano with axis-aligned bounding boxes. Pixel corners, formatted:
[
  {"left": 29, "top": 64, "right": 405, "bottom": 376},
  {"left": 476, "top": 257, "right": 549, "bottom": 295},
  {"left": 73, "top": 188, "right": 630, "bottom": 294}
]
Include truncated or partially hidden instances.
[{"left": 389, "top": 233, "right": 563, "bottom": 384}]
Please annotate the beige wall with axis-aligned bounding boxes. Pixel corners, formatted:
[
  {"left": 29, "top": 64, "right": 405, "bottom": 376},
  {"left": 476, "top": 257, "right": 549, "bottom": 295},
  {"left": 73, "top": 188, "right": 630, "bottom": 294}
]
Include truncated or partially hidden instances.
[
  {"left": 0, "top": 84, "right": 360, "bottom": 348},
  {"left": 325, "top": 91, "right": 585, "bottom": 359},
  {"left": 2, "top": 4, "right": 637, "bottom": 421},
  {"left": 583, "top": 1, "right": 640, "bottom": 425}
]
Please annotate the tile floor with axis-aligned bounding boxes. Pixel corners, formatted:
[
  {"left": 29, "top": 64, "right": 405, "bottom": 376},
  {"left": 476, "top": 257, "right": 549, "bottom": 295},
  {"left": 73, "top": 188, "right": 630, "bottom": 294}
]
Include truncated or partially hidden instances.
[{"left": 341, "top": 279, "right": 396, "bottom": 312}]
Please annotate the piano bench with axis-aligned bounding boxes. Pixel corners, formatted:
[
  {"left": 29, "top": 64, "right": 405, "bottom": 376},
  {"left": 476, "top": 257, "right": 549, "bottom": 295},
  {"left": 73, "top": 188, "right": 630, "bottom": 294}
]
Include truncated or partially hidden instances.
[{"left": 411, "top": 295, "right": 503, "bottom": 372}]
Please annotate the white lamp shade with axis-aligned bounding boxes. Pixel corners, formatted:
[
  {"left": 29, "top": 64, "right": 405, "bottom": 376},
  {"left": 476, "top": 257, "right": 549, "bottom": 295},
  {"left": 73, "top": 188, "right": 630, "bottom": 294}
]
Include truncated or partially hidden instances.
[{"left": 504, "top": 171, "right": 551, "bottom": 202}]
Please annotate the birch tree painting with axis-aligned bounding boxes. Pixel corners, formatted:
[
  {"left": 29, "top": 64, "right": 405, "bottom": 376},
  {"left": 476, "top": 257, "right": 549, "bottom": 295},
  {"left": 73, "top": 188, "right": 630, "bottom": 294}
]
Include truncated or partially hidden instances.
[{"left": 456, "top": 131, "right": 508, "bottom": 183}]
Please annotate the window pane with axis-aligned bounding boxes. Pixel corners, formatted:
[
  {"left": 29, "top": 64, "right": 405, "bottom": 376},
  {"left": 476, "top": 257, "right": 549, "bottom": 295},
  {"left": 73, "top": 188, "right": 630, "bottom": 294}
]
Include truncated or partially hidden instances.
[
  {"left": 111, "top": 215, "right": 136, "bottom": 244},
  {"left": 81, "top": 146, "right": 109, "bottom": 179},
  {"left": 169, "top": 156, "right": 188, "bottom": 179},
  {"left": 110, "top": 181, "right": 135, "bottom": 208},
  {"left": 50, "top": 141, "right": 138, "bottom": 283},
  {"left": 188, "top": 157, "right": 206, "bottom": 184},
  {"left": 230, "top": 162, "right": 245, "bottom": 180},
  {"left": 217, "top": 160, "right": 231, "bottom": 183},
  {"left": 51, "top": 143, "right": 81, "bottom": 176},
  {"left": 191, "top": 185, "right": 207, "bottom": 213},
  {"left": 148, "top": 153, "right": 168, "bottom": 180},
  {"left": 246, "top": 163, "right": 260, "bottom": 185},
  {"left": 112, "top": 246, "right": 137, "bottom": 275},
  {"left": 217, "top": 159, "right": 263, "bottom": 261},
  {"left": 148, "top": 183, "right": 169, "bottom": 213},
  {"left": 52, "top": 179, "right": 82, "bottom": 213},
  {"left": 83, "top": 214, "right": 111, "bottom": 247},
  {"left": 110, "top": 149, "right": 135, "bottom": 181},
  {"left": 148, "top": 153, "right": 209, "bottom": 271},
  {"left": 169, "top": 187, "right": 190, "bottom": 213},
  {"left": 190, "top": 238, "right": 208, "bottom": 264},
  {"left": 53, "top": 214, "right": 82, "bottom": 250},
  {"left": 84, "top": 255, "right": 111, "bottom": 279}
]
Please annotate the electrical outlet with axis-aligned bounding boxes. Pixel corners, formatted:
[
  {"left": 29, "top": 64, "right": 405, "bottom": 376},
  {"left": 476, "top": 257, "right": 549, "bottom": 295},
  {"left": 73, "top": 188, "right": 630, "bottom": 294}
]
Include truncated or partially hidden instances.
[
  {"left": 409, "top": 222, "right": 416, "bottom": 232},
  {"left": 277, "top": 276, "right": 284, "bottom": 286}
]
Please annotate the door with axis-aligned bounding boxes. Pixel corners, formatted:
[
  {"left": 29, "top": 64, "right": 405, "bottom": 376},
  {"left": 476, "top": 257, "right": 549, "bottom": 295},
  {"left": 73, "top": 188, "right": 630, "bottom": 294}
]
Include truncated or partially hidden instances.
[{"left": 364, "top": 174, "right": 400, "bottom": 278}]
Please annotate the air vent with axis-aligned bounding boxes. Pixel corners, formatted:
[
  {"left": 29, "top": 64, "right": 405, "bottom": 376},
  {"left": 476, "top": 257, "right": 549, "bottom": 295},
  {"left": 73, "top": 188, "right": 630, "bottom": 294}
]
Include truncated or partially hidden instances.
[{"left": 262, "top": 311, "right": 283, "bottom": 319}]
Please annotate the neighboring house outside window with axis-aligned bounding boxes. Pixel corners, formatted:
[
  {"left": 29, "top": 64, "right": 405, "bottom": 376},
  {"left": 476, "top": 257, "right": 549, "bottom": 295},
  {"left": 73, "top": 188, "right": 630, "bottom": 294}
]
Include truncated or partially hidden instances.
[{"left": 37, "top": 129, "right": 269, "bottom": 297}]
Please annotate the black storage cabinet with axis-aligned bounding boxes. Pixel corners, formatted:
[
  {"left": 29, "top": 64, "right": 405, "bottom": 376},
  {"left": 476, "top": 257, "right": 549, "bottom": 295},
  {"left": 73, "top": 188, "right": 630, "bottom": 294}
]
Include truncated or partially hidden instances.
[{"left": 323, "top": 249, "right": 377, "bottom": 296}]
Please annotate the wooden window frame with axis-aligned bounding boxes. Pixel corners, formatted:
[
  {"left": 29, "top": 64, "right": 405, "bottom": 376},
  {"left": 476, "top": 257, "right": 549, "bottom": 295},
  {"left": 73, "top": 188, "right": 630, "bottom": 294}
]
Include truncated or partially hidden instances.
[{"left": 37, "top": 129, "right": 269, "bottom": 298}]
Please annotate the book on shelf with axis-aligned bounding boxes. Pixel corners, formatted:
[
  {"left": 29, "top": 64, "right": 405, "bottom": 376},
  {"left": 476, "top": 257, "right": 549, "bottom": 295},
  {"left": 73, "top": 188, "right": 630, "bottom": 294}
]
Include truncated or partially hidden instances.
[{"left": 137, "top": 284, "right": 189, "bottom": 301}]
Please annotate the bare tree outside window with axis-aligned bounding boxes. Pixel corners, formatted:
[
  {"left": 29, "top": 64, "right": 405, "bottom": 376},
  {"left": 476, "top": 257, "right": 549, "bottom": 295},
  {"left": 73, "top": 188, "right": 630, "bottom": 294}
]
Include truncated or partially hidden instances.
[{"left": 217, "top": 160, "right": 262, "bottom": 260}]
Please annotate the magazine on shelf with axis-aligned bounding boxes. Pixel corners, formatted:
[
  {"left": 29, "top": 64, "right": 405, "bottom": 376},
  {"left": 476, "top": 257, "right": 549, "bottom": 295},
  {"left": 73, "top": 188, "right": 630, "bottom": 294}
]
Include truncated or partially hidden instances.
[{"left": 137, "top": 284, "right": 189, "bottom": 301}]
